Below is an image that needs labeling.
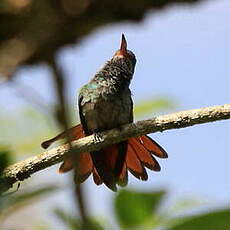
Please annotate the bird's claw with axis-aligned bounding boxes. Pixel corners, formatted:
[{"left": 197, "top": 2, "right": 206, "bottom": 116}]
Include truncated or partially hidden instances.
[{"left": 93, "top": 133, "right": 103, "bottom": 143}]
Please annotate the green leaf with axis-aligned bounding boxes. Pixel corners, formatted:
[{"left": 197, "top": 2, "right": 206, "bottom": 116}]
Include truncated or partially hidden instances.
[
  {"left": 169, "top": 209, "right": 230, "bottom": 230},
  {"left": 114, "top": 189, "right": 166, "bottom": 228},
  {"left": 134, "top": 97, "right": 175, "bottom": 118}
]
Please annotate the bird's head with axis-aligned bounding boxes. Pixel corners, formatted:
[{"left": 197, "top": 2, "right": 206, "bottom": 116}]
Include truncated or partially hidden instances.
[{"left": 112, "top": 34, "right": 136, "bottom": 69}]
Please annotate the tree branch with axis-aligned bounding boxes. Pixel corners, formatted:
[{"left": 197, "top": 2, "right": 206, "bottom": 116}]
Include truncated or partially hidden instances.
[{"left": 1, "top": 104, "right": 230, "bottom": 192}]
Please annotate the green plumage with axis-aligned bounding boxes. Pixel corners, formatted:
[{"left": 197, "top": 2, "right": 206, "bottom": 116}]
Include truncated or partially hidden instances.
[{"left": 78, "top": 43, "right": 136, "bottom": 190}]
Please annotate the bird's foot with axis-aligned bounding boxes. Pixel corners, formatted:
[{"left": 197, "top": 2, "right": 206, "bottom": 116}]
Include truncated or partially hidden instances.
[{"left": 93, "top": 133, "right": 103, "bottom": 143}]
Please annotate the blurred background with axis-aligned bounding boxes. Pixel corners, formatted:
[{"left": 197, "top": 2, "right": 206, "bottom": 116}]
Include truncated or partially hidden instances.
[{"left": 0, "top": 0, "right": 230, "bottom": 229}]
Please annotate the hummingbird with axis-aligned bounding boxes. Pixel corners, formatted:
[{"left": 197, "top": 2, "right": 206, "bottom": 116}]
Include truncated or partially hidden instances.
[{"left": 41, "top": 34, "right": 168, "bottom": 191}]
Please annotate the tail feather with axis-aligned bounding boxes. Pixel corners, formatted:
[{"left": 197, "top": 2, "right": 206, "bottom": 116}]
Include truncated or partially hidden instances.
[
  {"left": 42, "top": 124, "right": 93, "bottom": 179},
  {"left": 59, "top": 158, "right": 73, "bottom": 173},
  {"left": 129, "top": 137, "right": 161, "bottom": 171},
  {"left": 126, "top": 143, "right": 148, "bottom": 180},
  {"left": 41, "top": 125, "right": 168, "bottom": 191},
  {"left": 117, "top": 163, "right": 128, "bottom": 187},
  {"left": 59, "top": 152, "right": 93, "bottom": 183},
  {"left": 41, "top": 124, "right": 84, "bottom": 149},
  {"left": 91, "top": 150, "right": 117, "bottom": 191},
  {"left": 74, "top": 152, "right": 93, "bottom": 183},
  {"left": 90, "top": 142, "right": 127, "bottom": 192},
  {"left": 92, "top": 167, "right": 103, "bottom": 185},
  {"left": 139, "top": 135, "right": 168, "bottom": 158}
]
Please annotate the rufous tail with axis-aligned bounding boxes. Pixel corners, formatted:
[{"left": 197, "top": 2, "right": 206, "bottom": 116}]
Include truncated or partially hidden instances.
[
  {"left": 41, "top": 125, "right": 168, "bottom": 191},
  {"left": 41, "top": 124, "right": 84, "bottom": 149}
]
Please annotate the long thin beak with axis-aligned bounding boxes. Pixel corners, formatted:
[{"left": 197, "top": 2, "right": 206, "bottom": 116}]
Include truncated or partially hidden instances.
[
  {"left": 120, "top": 34, "right": 127, "bottom": 54},
  {"left": 114, "top": 34, "right": 128, "bottom": 57}
]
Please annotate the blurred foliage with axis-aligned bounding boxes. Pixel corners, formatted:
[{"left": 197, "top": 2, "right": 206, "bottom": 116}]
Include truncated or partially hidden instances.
[
  {"left": 115, "top": 189, "right": 165, "bottom": 228},
  {"left": 54, "top": 208, "right": 104, "bottom": 230},
  {"left": 47, "top": 189, "right": 230, "bottom": 230},
  {"left": 134, "top": 97, "right": 175, "bottom": 118},
  {"left": 0, "top": 185, "right": 59, "bottom": 221},
  {"left": 167, "top": 197, "right": 207, "bottom": 214},
  {"left": 54, "top": 208, "right": 80, "bottom": 230},
  {"left": 0, "top": 106, "right": 55, "bottom": 156},
  {"left": 0, "top": 145, "right": 60, "bottom": 230},
  {"left": 169, "top": 209, "right": 230, "bottom": 230},
  {"left": 1, "top": 186, "right": 230, "bottom": 230},
  {"left": 0, "top": 147, "right": 12, "bottom": 175},
  {"left": 113, "top": 189, "right": 230, "bottom": 230},
  {"left": 0, "top": 146, "right": 13, "bottom": 194}
]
